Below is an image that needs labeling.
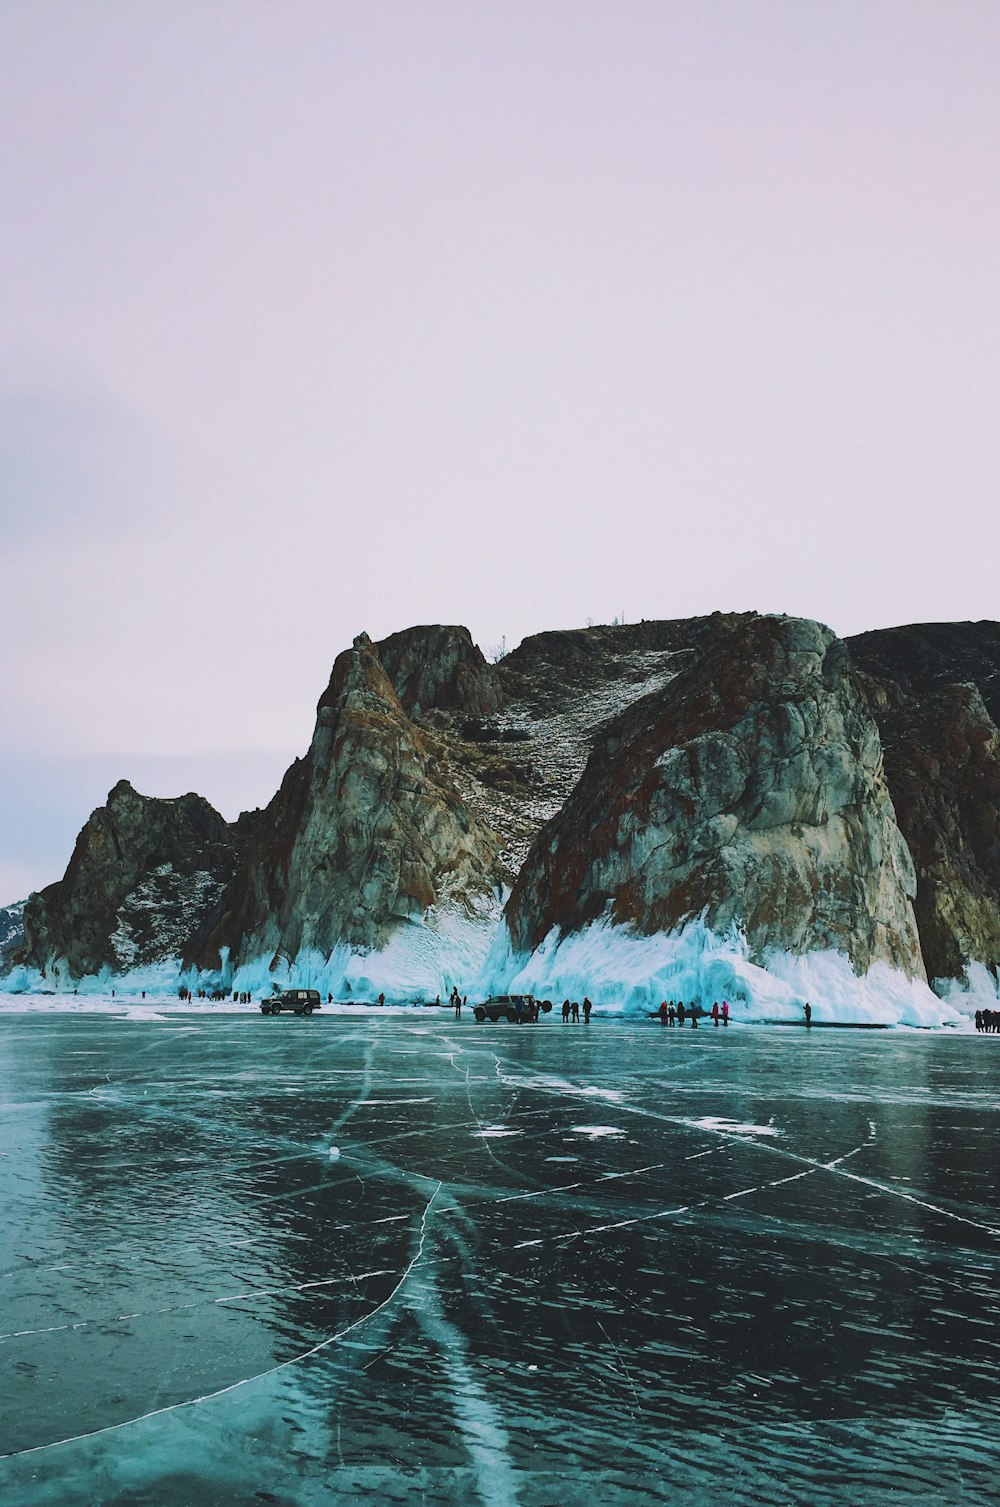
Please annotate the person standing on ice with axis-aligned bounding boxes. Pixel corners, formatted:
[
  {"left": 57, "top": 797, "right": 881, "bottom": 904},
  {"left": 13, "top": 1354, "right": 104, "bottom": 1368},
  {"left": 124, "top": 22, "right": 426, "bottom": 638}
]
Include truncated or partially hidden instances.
[
  {"left": 571, "top": 999, "right": 580, "bottom": 1022},
  {"left": 804, "top": 1002, "right": 812, "bottom": 1026},
  {"left": 583, "top": 997, "right": 593, "bottom": 1023},
  {"left": 668, "top": 1001, "right": 676, "bottom": 1026},
  {"left": 711, "top": 1001, "right": 719, "bottom": 1027},
  {"left": 454, "top": 992, "right": 462, "bottom": 1018},
  {"left": 562, "top": 999, "right": 571, "bottom": 1022},
  {"left": 721, "top": 999, "right": 729, "bottom": 1026},
  {"left": 676, "top": 1001, "right": 686, "bottom": 1026}
]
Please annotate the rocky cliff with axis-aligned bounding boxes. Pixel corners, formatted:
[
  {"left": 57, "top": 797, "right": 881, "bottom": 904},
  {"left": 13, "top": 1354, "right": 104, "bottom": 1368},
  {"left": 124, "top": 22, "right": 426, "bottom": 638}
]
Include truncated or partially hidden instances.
[
  {"left": 504, "top": 615, "right": 924, "bottom": 977},
  {"left": 192, "top": 632, "right": 503, "bottom": 971},
  {"left": 17, "top": 781, "right": 251, "bottom": 979},
  {"left": 848, "top": 622, "right": 1000, "bottom": 987},
  {"left": 11, "top": 613, "right": 1000, "bottom": 1006}
]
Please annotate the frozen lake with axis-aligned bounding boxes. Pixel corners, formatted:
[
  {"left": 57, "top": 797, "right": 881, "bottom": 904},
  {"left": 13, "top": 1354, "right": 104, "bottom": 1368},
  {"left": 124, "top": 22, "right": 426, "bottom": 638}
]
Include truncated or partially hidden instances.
[{"left": 1, "top": 1012, "right": 998, "bottom": 1505}]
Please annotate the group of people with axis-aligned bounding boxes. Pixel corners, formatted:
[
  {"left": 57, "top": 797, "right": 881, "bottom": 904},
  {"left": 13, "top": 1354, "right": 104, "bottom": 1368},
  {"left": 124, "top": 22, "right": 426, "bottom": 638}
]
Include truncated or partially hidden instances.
[
  {"left": 561, "top": 997, "right": 593, "bottom": 1022},
  {"left": 176, "top": 985, "right": 242, "bottom": 1003},
  {"left": 449, "top": 987, "right": 468, "bottom": 1017},
  {"left": 657, "top": 999, "right": 730, "bottom": 1027},
  {"left": 975, "top": 1009, "right": 1000, "bottom": 1032}
]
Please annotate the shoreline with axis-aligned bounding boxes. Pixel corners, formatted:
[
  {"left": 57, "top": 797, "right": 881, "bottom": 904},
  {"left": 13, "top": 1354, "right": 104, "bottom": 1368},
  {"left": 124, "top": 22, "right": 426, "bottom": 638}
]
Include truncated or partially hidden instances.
[{"left": 0, "top": 995, "right": 982, "bottom": 1030}]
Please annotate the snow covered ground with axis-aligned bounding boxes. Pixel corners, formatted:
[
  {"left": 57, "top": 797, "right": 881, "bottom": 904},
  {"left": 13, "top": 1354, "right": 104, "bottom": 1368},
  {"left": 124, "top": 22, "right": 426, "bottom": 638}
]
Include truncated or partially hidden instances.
[{"left": 1, "top": 1015, "right": 998, "bottom": 1505}]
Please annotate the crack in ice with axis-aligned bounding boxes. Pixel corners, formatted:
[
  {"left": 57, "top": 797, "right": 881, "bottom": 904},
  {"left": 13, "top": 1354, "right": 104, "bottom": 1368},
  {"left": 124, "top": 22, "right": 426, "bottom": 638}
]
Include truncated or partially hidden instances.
[{"left": 0, "top": 1183, "right": 442, "bottom": 1461}]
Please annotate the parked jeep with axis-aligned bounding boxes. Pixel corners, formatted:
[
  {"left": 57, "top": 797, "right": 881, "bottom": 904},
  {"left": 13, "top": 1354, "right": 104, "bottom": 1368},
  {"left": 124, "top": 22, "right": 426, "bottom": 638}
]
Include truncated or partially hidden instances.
[
  {"left": 262, "top": 989, "right": 321, "bottom": 1016},
  {"left": 473, "top": 994, "right": 553, "bottom": 1022}
]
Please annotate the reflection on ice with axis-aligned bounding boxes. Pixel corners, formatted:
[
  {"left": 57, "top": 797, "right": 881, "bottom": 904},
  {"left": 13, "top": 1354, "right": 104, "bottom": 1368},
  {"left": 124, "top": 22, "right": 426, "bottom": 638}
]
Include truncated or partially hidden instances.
[{"left": 1, "top": 1015, "right": 999, "bottom": 1506}]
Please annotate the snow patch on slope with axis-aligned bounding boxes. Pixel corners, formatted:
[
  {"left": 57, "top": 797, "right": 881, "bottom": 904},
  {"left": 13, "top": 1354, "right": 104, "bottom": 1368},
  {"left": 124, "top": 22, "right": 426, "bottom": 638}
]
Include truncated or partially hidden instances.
[
  {"left": 449, "top": 648, "right": 690, "bottom": 877},
  {"left": 0, "top": 899, "right": 26, "bottom": 953},
  {"left": 110, "top": 864, "right": 227, "bottom": 968}
]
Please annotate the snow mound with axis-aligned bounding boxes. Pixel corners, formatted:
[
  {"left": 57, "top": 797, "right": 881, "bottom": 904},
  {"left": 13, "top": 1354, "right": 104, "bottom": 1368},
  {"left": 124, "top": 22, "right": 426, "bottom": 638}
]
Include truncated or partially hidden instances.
[
  {"left": 933, "top": 961, "right": 1000, "bottom": 1018},
  {"left": 474, "top": 915, "right": 962, "bottom": 1028},
  {"left": 226, "top": 895, "right": 502, "bottom": 1003}
]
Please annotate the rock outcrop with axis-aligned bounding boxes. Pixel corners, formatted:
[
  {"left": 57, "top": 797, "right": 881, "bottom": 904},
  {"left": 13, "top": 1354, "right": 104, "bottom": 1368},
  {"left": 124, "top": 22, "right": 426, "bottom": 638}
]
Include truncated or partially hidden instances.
[
  {"left": 377, "top": 624, "right": 503, "bottom": 719},
  {"left": 505, "top": 615, "right": 924, "bottom": 977},
  {"left": 193, "top": 634, "right": 503, "bottom": 971},
  {"left": 848, "top": 622, "right": 1000, "bottom": 986},
  {"left": 18, "top": 782, "right": 250, "bottom": 978}
]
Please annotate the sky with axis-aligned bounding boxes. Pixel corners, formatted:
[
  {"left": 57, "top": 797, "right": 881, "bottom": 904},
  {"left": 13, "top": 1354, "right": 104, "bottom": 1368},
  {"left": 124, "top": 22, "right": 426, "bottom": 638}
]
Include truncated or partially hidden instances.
[{"left": 2, "top": 0, "right": 999, "bottom": 900}]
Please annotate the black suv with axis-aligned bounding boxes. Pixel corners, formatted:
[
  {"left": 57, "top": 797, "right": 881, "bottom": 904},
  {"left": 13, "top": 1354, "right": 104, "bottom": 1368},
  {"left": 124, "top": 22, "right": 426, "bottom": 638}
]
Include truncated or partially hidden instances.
[
  {"left": 262, "top": 989, "right": 321, "bottom": 1016},
  {"left": 473, "top": 994, "right": 552, "bottom": 1022}
]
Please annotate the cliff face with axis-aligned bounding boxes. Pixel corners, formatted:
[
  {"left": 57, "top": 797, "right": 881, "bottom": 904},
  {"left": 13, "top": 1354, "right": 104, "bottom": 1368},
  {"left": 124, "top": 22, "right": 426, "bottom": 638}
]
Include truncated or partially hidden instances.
[
  {"left": 849, "top": 623, "right": 1000, "bottom": 985},
  {"left": 18, "top": 781, "right": 248, "bottom": 978},
  {"left": 505, "top": 615, "right": 924, "bottom": 977},
  {"left": 12, "top": 614, "right": 1000, "bottom": 999},
  {"left": 193, "top": 633, "right": 503, "bottom": 969}
]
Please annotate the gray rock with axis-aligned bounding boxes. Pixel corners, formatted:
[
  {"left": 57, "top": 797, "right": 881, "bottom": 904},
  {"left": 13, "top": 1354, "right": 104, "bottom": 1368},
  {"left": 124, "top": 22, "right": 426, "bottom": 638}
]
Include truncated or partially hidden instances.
[
  {"left": 194, "top": 633, "right": 503, "bottom": 970},
  {"left": 505, "top": 615, "right": 924, "bottom": 978}
]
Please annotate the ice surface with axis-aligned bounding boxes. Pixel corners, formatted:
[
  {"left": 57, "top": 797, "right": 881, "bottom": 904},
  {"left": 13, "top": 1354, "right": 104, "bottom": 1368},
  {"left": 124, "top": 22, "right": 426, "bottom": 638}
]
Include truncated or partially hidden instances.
[{"left": 1, "top": 1013, "right": 999, "bottom": 1505}]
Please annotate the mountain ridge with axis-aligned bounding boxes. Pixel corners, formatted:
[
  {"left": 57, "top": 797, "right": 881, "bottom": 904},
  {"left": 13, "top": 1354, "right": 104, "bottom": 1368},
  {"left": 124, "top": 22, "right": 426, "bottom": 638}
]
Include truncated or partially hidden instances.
[{"left": 7, "top": 613, "right": 1000, "bottom": 1021}]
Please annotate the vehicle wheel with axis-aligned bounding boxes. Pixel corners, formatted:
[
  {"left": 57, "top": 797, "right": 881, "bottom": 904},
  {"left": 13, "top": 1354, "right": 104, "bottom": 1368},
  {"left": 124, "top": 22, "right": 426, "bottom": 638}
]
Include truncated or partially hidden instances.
[
  {"left": 260, "top": 1004, "right": 268, "bottom": 1014},
  {"left": 541, "top": 1000, "right": 553, "bottom": 1013},
  {"left": 305, "top": 1004, "right": 313, "bottom": 1015},
  {"left": 270, "top": 1004, "right": 280, "bottom": 1015},
  {"left": 474, "top": 1007, "right": 485, "bottom": 1022},
  {"left": 506, "top": 1008, "right": 518, "bottom": 1022}
]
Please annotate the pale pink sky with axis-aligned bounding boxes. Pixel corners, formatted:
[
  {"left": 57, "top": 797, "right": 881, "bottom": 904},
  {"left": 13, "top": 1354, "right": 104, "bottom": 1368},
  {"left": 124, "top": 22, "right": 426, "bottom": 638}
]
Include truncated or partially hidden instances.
[{"left": 2, "top": 1, "right": 999, "bottom": 899}]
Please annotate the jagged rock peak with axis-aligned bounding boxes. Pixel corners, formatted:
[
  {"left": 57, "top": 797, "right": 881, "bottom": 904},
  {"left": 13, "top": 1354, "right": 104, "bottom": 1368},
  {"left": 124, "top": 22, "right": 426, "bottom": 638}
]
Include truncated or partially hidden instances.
[
  {"left": 505, "top": 613, "right": 924, "bottom": 978},
  {"left": 375, "top": 623, "right": 502, "bottom": 719},
  {"left": 19, "top": 783, "right": 247, "bottom": 979},
  {"left": 315, "top": 632, "right": 409, "bottom": 722},
  {"left": 193, "top": 625, "right": 503, "bottom": 970}
]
